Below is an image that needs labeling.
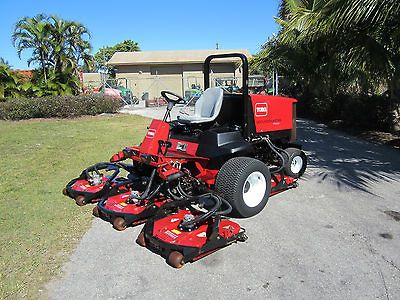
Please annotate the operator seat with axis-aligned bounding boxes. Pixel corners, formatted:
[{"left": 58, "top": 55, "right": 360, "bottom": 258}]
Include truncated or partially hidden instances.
[{"left": 177, "top": 87, "right": 223, "bottom": 124}]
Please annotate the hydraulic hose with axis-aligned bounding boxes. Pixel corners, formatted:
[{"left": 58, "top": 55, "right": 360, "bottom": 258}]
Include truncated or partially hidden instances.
[
  {"left": 146, "top": 183, "right": 162, "bottom": 201},
  {"left": 216, "top": 196, "right": 232, "bottom": 216},
  {"left": 180, "top": 193, "right": 221, "bottom": 229},
  {"left": 264, "top": 137, "right": 289, "bottom": 174},
  {"left": 85, "top": 162, "right": 120, "bottom": 183},
  {"left": 177, "top": 181, "right": 191, "bottom": 198},
  {"left": 134, "top": 168, "right": 157, "bottom": 200},
  {"left": 97, "top": 179, "right": 133, "bottom": 209},
  {"left": 175, "top": 173, "right": 232, "bottom": 216},
  {"left": 166, "top": 186, "right": 185, "bottom": 201}
]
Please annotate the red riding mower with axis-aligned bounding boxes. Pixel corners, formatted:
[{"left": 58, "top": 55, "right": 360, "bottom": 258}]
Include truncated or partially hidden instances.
[
  {"left": 63, "top": 53, "right": 307, "bottom": 267},
  {"left": 109, "top": 53, "right": 306, "bottom": 216}
]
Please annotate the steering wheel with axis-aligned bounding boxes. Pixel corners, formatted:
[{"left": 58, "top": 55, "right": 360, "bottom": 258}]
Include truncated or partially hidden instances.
[{"left": 161, "top": 91, "right": 185, "bottom": 104}]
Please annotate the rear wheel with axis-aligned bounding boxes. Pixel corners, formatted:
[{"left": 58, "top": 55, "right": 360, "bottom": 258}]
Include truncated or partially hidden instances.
[
  {"left": 283, "top": 148, "right": 307, "bottom": 178},
  {"left": 62, "top": 188, "right": 68, "bottom": 196},
  {"left": 215, "top": 157, "right": 271, "bottom": 218}
]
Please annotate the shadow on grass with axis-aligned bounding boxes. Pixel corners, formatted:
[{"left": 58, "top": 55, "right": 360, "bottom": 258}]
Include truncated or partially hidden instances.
[{"left": 297, "top": 119, "right": 400, "bottom": 195}]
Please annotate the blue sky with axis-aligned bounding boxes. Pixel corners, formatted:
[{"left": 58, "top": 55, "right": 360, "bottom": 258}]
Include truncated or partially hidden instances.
[{"left": 0, "top": 0, "right": 281, "bottom": 70}]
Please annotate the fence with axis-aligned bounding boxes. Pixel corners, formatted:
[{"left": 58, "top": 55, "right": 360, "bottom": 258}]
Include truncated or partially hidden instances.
[{"left": 116, "top": 73, "right": 247, "bottom": 106}]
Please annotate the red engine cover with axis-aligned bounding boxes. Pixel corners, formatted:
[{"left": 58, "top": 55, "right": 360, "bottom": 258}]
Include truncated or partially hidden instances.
[
  {"left": 139, "top": 120, "right": 170, "bottom": 155},
  {"left": 250, "top": 94, "right": 297, "bottom": 133}
]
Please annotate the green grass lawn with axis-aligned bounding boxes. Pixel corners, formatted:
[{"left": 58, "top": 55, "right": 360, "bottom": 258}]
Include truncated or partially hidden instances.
[{"left": 0, "top": 114, "right": 150, "bottom": 299}]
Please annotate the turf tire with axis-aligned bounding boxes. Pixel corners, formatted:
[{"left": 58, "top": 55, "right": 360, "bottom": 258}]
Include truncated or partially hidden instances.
[{"left": 215, "top": 157, "right": 271, "bottom": 218}]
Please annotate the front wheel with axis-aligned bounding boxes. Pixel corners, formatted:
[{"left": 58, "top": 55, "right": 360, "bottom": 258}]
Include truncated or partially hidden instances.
[
  {"left": 136, "top": 231, "right": 146, "bottom": 247},
  {"left": 92, "top": 206, "right": 100, "bottom": 218},
  {"left": 75, "top": 195, "right": 86, "bottom": 206},
  {"left": 167, "top": 251, "right": 185, "bottom": 268},
  {"left": 113, "top": 217, "right": 127, "bottom": 231},
  {"left": 215, "top": 157, "right": 271, "bottom": 218}
]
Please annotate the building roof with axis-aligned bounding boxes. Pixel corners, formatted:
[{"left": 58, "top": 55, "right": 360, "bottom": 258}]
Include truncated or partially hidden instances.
[
  {"left": 13, "top": 70, "right": 33, "bottom": 78},
  {"left": 107, "top": 49, "right": 251, "bottom": 66}
]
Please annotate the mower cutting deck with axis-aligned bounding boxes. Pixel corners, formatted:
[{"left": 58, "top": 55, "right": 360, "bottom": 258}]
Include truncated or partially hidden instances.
[
  {"left": 94, "top": 175, "right": 170, "bottom": 231},
  {"left": 63, "top": 53, "right": 307, "bottom": 267},
  {"left": 137, "top": 194, "right": 247, "bottom": 268},
  {"left": 63, "top": 162, "right": 134, "bottom": 206}
]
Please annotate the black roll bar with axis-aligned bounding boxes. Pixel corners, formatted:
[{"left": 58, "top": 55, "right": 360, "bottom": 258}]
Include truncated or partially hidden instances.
[
  {"left": 203, "top": 53, "right": 252, "bottom": 138},
  {"left": 203, "top": 53, "right": 249, "bottom": 95}
]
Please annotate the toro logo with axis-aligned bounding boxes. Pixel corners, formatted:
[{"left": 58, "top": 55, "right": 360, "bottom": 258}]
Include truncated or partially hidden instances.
[
  {"left": 255, "top": 103, "right": 268, "bottom": 117},
  {"left": 146, "top": 129, "right": 156, "bottom": 139}
]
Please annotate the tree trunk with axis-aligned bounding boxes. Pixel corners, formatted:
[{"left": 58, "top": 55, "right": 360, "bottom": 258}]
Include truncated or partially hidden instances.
[
  {"left": 389, "top": 74, "right": 400, "bottom": 132},
  {"left": 41, "top": 52, "right": 47, "bottom": 83}
]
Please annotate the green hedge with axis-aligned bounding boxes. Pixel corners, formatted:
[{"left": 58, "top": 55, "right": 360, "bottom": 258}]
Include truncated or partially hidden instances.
[{"left": 0, "top": 94, "right": 121, "bottom": 120}]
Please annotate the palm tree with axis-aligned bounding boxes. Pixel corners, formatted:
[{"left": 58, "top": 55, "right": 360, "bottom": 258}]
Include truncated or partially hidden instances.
[
  {"left": 325, "top": 0, "right": 400, "bottom": 99},
  {"left": 12, "top": 14, "right": 51, "bottom": 82},
  {"left": 252, "top": 0, "right": 400, "bottom": 128},
  {"left": 64, "top": 20, "right": 94, "bottom": 70},
  {"left": 257, "top": 0, "right": 400, "bottom": 92},
  {"left": 47, "top": 16, "right": 94, "bottom": 94},
  {"left": 0, "top": 57, "right": 11, "bottom": 67},
  {"left": 327, "top": 0, "right": 400, "bottom": 30},
  {"left": 12, "top": 14, "right": 94, "bottom": 95},
  {"left": 46, "top": 16, "right": 94, "bottom": 79}
]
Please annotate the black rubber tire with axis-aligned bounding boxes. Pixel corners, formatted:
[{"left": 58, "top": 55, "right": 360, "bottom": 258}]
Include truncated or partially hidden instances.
[
  {"left": 113, "top": 217, "right": 127, "bottom": 231},
  {"left": 62, "top": 187, "right": 69, "bottom": 196},
  {"left": 215, "top": 157, "right": 271, "bottom": 218},
  {"left": 92, "top": 206, "right": 100, "bottom": 218},
  {"left": 167, "top": 251, "right": 185, "bottom": 269},
  {"left": 75, "top": 195, "right": 86, "bottom": 206},
  {"left": 136, "top": 231, "right": 146, "bottom": 247},
  {"left": 283, "top": 148, "right": 307, "bottom": 179}
]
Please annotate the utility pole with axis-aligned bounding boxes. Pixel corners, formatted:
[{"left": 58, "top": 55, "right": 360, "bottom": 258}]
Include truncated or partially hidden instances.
[
  {"left": 272, "top": 70, "right": 275, "bottom": 95},
  {"left": 216, "top": 42, "right": 219, "bottom": 50}
]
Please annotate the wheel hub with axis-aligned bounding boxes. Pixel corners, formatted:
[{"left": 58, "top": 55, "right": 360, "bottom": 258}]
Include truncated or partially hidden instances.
[
  {"left": 291, "top": 156, "right": 303, "bottom": 174},
  {"left": 242, "top": 171, "right": 266, "bottom": 208}
]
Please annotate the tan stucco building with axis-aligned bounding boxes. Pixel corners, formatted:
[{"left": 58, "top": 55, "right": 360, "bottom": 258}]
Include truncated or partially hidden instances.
[
  {"left": 82, "top": 72, "right": 102, "bottom": 89},
  {"left": 107, "top": 49, "right": 250, "bottom": 100}
]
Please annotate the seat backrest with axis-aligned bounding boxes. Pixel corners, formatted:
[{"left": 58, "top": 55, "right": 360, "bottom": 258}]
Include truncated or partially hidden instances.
[
  {"left": 194, "top": 87, "right": 223, "bottom": 118},
  {"left": 214, "top": 93, "right": 244, "bottom": 126}
]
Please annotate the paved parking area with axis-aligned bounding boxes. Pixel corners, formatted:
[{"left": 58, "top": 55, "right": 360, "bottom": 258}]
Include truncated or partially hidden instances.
[
  {"left": 48, "top": 106, "right": 400, "bottom": 299},
  {"left": 119, "top": 101, "right": 191, "bottom": 120}
]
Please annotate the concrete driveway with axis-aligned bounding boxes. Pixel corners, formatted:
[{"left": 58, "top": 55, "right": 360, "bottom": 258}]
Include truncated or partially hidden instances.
[{"left": 48, "top": 106, "right": 400, "bottom": 299}]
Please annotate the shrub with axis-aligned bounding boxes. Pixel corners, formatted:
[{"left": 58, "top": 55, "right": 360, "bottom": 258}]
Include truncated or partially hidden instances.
[
  {"left": 0, "top": 94, "right": 121, "bottom": 120},
  {"left": 297, "top": 93, "right": 394, "bottom": 132},
  {"left": 338, "top": 94, "right": 394, "bottom": 131}
]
